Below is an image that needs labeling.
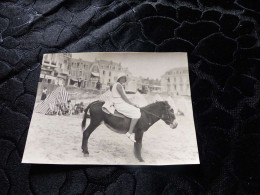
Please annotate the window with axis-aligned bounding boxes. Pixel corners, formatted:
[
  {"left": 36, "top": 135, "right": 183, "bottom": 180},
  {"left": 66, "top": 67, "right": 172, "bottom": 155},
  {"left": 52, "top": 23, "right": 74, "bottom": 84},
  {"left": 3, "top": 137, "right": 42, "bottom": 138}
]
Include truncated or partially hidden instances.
[
  {"left": 103, "top": 70, "right": 105, "bottom": 75},
  {"left": 168, "top": 78, "right": 170, "bottom": 83},
  {"left": 109, "top": 72, "right": 111, "bottom": 76},
  {"left": 92, "top": 65, "right": 98, "bottom": 72},
  {"left": 51, "top": 54, "right": 56, "bottom": 65},
  {"left": 44, "top": 55, "right": 49, "bottom": 61},
  {"left": 109, "top": 79, "right": 111, "bottom": 82}
]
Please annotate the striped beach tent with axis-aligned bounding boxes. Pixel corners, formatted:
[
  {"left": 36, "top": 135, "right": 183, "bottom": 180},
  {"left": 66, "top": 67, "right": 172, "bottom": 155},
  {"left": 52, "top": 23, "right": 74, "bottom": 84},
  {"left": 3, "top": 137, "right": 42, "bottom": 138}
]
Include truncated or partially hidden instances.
[{"left": 34, "top": 86, "right": 70, "bottom": 114}]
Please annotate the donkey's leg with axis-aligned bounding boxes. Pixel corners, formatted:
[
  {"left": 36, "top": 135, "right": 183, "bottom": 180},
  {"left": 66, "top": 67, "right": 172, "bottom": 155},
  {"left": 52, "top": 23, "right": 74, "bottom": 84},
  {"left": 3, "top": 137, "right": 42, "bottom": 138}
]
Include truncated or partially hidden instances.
[
  {"left": 134, "top": 131, "right": 144, "bottom": 162},
  {"left": 82, "top": 121, "right": 100, "bottom": 157}
]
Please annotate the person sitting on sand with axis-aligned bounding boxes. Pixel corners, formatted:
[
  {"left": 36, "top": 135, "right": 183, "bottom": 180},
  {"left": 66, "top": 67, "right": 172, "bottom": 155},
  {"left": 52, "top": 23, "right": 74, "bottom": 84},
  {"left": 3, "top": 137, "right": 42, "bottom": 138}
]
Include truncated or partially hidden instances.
[
  {"left": 49, "top": 102, "right": 58, "bottom": 115},
  {"left": 67, "top": 100, "right": 73, "bottom": 115},
  {"left": 111, "top": 73, "right": 141, "bottom": 142},
  {"left": 57, "top": 103, "right": 63, "bottom": 116}
]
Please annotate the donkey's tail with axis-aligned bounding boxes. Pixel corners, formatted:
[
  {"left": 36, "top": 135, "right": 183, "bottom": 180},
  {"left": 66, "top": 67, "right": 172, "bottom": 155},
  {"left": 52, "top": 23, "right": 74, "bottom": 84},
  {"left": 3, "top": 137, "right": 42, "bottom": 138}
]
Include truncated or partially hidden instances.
[{"left": 82, "top": 104, "right": 91, "bottom": 131}]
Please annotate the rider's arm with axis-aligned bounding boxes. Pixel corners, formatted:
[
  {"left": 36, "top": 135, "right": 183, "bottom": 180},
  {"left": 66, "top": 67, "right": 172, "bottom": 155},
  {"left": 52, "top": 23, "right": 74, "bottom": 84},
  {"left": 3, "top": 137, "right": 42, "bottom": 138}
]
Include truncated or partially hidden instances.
[{"left": 116, "top": 84, "right": 136, "bottom": 106}]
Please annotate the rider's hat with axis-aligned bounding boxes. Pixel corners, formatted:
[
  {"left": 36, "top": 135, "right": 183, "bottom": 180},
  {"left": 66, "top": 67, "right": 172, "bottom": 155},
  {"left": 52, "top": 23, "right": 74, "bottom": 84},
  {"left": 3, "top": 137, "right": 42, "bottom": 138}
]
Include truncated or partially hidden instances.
[{"left": 117, "top": 72, "right": 127, "bottom": 80}]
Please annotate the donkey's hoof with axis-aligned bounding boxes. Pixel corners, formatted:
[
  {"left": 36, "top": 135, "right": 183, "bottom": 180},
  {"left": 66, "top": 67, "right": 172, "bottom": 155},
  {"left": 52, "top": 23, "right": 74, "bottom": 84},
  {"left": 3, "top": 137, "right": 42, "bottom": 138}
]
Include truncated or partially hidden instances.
[
  {"left": 83, "top": 153, "right": 89, "bottom": 157},
  {"left": 138, "top": 158, "right": 144, "bottom": 162}
]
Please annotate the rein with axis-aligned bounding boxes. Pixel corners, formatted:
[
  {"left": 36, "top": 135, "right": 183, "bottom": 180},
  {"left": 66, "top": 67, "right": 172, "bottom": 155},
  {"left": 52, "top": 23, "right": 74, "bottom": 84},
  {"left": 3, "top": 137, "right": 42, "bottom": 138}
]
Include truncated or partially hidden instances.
[
  {"left": 139, "top": 106, "right": 172, "bottom": 125},
  {"left": 140, "top": 108, "right": 164, "bottom": 120}
]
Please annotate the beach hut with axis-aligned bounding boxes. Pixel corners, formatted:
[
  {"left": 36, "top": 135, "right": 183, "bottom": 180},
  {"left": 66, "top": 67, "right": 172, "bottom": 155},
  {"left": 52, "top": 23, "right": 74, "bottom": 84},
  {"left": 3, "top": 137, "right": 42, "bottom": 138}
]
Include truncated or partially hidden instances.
[{"left": 34, "top": 86, "right": 70, "bottom": 114}]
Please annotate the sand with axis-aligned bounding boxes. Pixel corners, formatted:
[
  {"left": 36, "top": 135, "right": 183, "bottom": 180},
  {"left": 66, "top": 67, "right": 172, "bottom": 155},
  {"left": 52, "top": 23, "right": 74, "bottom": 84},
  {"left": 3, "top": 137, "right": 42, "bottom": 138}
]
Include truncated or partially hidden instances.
[{"left": 22, "top": 98, "right": 199, "bottom": 165}]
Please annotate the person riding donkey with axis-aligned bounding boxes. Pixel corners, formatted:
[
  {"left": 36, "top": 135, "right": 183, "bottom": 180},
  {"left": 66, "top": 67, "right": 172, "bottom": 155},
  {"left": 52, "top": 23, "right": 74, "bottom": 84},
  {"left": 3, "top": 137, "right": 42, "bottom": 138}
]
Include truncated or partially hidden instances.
[
  {"left": 105, "top": 72, "right": 141, "bottom": 142},
  {"left": 82, "top": 73, "right": 178, "bottom": 161}
]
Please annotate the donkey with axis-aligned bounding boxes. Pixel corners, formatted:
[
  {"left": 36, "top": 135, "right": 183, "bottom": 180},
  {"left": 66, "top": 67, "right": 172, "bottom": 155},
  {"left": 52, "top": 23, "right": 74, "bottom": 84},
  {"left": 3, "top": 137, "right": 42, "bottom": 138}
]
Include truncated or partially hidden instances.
[{"left": 81, "top": 101, "right": 178, "bottom": 162}]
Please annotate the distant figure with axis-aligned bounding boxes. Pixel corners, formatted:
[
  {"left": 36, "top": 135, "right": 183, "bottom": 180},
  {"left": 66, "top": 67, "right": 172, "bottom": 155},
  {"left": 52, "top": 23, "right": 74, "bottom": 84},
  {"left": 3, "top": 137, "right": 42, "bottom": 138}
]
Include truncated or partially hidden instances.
[
  {"left": 57, "top": 103, "right": 63, "bottom": 116},
  {"left": 96, "top": 80, "right": 101, "bottom": 90},
  {"left": 78, "top": 80, "right": 82, "bottom": 88},
  {"left": 49, "top": 103, "right": 58, "bottom": 115},
  {"left": 67, "top": 100, "right": 73, "bottom": 115},
  {"left": 107, "top": 82, "right": 112, "bottom": 91},
  {"left": 41, "top": 87, "right": 47, "bottom": 100}
]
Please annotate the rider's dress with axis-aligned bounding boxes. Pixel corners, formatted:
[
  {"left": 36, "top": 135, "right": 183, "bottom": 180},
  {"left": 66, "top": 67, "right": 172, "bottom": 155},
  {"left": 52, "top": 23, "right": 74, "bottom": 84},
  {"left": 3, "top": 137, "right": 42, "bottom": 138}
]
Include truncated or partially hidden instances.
[{"left": 111, "top": 82, "right": 141, "bottom": 119}]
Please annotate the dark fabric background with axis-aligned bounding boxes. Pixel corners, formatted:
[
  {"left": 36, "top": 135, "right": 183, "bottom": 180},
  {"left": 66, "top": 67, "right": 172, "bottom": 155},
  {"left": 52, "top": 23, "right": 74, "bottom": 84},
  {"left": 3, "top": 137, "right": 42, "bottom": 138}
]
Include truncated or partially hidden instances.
[{"left": 0, "top": 0, "right": 259, "bottom": 194}]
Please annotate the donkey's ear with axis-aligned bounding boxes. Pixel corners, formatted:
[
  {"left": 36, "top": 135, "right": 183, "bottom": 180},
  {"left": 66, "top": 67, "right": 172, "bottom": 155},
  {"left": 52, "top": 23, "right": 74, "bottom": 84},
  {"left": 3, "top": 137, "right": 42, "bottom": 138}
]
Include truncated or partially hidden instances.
[{"left": 164, "top": 101, "right": 171, "bottom": 107}]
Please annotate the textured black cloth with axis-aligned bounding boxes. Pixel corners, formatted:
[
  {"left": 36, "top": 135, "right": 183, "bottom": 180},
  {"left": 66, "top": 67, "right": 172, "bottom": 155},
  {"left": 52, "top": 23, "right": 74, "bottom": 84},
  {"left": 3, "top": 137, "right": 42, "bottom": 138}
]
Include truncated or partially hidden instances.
[{"left": 0, "top": 0, "right": 260, "bottom": 194}]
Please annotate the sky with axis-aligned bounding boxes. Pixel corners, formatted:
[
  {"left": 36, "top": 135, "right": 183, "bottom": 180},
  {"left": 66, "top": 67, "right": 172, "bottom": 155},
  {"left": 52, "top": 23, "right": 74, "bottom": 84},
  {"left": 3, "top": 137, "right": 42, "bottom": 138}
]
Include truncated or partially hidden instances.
[{"left": 72, "top": 52, "right": 188, "bottom": 79}]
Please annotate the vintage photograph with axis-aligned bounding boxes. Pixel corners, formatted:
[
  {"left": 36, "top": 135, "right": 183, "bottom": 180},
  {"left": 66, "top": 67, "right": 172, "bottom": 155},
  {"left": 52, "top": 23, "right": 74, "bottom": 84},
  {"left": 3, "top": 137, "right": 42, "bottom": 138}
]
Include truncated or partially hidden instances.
[{"left": 22, "top": 52, "right": 199, "bottom": 165}]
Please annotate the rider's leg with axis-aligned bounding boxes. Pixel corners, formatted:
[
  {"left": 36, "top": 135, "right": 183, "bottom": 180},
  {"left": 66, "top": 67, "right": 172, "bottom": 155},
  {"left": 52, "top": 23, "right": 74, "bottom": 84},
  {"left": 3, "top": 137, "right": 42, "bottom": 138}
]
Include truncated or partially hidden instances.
[
  {"left": 128, "top": 118, "right": 139, "bottom": 134},
  {"left": 126, "top": 118, "right": 139, "bottom": 142}
]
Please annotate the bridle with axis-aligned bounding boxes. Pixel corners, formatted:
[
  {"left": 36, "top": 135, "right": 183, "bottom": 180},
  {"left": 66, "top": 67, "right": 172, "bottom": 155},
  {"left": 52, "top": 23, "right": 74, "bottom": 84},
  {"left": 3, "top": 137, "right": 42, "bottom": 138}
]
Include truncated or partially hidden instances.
[{"left": 140, "top": 104, "right": 174, "bottom": 125}]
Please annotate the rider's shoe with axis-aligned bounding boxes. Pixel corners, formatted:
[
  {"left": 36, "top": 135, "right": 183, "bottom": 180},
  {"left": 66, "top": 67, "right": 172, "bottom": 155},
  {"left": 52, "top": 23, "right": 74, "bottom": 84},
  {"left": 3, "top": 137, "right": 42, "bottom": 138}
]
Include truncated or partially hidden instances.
[{"left": 126, "top": 132, "right": 136, "bottom": 142}]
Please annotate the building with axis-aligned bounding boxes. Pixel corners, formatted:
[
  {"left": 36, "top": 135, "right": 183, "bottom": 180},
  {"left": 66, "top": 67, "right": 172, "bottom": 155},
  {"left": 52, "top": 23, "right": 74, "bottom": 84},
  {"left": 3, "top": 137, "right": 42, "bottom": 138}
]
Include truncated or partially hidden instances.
[
  {"left": 136, "top": 78, "right": 161, "bottom": 94},
  {"left": 148, "top": 78, "right": 161, "bottom": 93},
  {"left": 68, "top": 58, "right": 96, "bottom": 88},
  {"left": 125, "top": 75, "right": 142, "bottom": 92},
  {"left": 40, "top": 54, "right": 191, "bottom": 95},
  {"left": 39, "top": 54, "right": 139, "bottom": 91},
  {"left": 161, "top": 67, "right": 191, "bottom": 96},
  {"left": 40, "top": 53, "right": 72, "bottom": 85},
  {"left": 94, "top": 59, "right": 124, "bottom": 89}
]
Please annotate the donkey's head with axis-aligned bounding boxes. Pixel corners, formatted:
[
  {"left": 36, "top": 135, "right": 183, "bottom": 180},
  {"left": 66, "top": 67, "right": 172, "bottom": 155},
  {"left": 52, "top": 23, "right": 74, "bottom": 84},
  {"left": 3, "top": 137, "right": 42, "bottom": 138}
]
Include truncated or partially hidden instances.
[{"left": 160, "top": 101, "right": 178, "bottom": 129}]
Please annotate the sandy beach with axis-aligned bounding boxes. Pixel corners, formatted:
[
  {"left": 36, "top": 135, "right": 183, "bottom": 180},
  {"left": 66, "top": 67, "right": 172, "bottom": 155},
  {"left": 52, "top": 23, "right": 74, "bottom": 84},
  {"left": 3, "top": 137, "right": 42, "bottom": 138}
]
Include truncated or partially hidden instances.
[{"left": 22, "top": 98, "right": 199, "bottom": 165}]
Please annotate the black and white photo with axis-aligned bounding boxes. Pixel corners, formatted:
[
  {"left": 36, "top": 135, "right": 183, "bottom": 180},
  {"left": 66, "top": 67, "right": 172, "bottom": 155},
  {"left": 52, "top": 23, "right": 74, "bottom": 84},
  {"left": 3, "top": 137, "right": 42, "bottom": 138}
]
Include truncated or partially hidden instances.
[{"left": 22, "top": 52, "right": 199, "bottom": 165}]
